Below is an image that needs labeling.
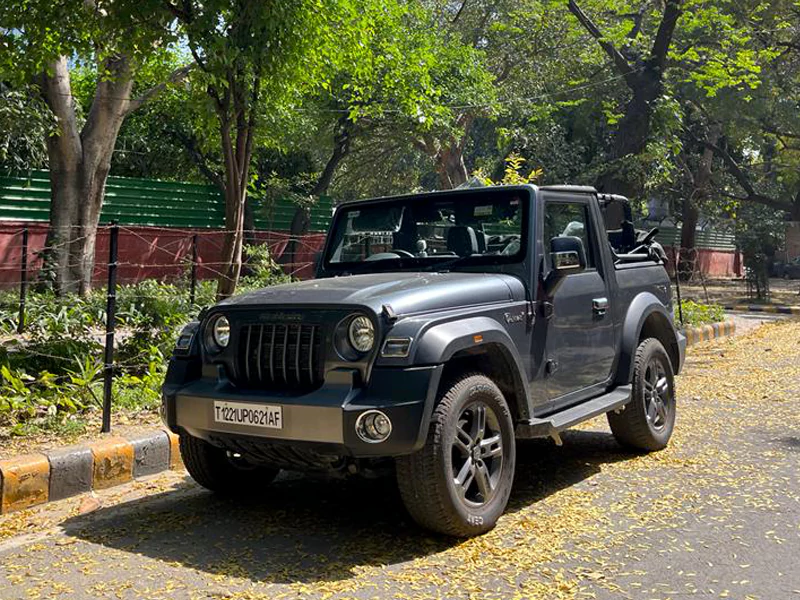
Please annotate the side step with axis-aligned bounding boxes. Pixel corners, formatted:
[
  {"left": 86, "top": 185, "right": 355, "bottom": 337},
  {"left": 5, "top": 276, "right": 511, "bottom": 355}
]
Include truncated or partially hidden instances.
[{"left": 515, "top": 385, "right": 632, "bottom": 445}]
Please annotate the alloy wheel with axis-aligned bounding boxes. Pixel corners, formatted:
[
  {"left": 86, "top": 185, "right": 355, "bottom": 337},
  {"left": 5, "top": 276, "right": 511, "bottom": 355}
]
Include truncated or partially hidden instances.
[{"left": 451, "top": 401, "right": 504, "bottom": 507}]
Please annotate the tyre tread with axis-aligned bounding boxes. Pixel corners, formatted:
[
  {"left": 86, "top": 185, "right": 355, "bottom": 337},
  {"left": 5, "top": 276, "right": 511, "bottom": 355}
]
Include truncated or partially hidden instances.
[
  {"left": 608, "top": 338, "right": 674, "bottom": 451},
  {"left": 396, "top": 373, "right": 511, "bottom": 537}
]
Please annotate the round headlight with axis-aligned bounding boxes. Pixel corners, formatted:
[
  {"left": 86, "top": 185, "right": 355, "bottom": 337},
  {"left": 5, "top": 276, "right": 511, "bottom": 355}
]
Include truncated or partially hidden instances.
[
  {"left": 210, "top": 315, "right": 230, "bottom": 349},
  {"left": 348, "top": 315, "right": 374, "bottom": 353}
]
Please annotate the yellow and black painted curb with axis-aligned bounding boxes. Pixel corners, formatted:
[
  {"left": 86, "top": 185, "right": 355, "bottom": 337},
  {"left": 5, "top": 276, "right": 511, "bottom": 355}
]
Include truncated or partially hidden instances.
[
  {"left": 0, "top": 430, "right": 181, "bottom": 515},
  {"left": 723, "top": 304, "right": 800, "bottom": 315},
  {"left": 683, "top": 320, "right": 736, "bottom": 346}
]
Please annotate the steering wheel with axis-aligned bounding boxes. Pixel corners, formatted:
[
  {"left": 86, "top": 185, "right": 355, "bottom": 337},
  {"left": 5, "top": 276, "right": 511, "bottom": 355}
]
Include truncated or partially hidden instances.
[
  {"left": 500, "top": 236, "right": 521, "bottom": 255},
  {"left": 364, "top": 249, "right": 415, "bottom": 261},
  {"left": 393, "top": 249, "right": 415, "bottom": 258}
]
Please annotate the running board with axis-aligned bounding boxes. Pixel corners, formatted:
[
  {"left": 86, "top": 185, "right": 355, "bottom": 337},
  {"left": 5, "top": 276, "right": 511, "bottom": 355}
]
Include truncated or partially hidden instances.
[{"left": 516, "top": 385, "right": 632, "bottom": 446}]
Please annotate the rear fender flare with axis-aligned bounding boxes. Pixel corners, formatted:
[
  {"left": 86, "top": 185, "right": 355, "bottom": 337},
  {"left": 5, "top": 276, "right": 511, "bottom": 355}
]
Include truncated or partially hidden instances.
[{"left": 615, "top": 292, "right": 678, "bottom": 384}]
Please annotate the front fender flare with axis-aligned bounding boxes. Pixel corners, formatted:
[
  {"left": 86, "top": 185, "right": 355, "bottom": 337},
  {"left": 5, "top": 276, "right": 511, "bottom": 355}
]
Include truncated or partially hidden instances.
[{"left": 413, "top": 316, "right": 531, "bottom": 416}]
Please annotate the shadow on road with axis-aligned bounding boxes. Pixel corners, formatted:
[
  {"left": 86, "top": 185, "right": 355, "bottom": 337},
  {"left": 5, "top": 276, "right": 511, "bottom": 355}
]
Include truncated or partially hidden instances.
[{"left": 63, "top": 429, "right": 632, "bottom": 585}]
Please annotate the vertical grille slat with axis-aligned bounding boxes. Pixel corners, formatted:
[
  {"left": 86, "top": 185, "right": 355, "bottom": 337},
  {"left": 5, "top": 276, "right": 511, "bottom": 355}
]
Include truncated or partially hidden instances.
[
  {"left": 256, "top": 325, "right": 264, "bottom": 383},
  {"left": 244, "top": 325, "right": 252, "bottom": 381},
  {"left": 307, "top": 327, "right": 315, "bottom": 384},
  {"left": 294, "top": 325, "right": 302, "bottom": 384},
  {"left": 281, "top": 325, "right": 289, "bottom": 383},
  {"left": 269, "top": 325, "right": 276, "bottom": 382}
]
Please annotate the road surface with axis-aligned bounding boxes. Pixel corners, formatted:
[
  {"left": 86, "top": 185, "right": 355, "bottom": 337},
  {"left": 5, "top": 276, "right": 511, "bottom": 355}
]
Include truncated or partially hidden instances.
[{"left": 1, "top": 320, "right": 798, "bottom": 599}]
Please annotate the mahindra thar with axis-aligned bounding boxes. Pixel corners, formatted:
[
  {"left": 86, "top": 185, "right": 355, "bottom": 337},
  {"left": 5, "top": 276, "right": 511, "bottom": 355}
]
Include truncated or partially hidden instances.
[{"left": 162, "top": 185, "right": 686, "bottom": 537}]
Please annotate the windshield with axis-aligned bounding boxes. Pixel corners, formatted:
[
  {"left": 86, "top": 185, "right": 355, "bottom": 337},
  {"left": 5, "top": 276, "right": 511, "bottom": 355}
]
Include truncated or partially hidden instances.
[{"left": 323, "top": 188, "right": 528, "bottom": 272}]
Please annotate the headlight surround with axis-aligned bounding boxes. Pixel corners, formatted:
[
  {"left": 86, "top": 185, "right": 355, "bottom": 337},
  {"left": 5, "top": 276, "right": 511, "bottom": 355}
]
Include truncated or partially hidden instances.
[
  {"left": 348, "top": 315, "right": 375, "bottom": 353},
  {"left": 207, "top": 315, "right": 231, "bottom": 351}
]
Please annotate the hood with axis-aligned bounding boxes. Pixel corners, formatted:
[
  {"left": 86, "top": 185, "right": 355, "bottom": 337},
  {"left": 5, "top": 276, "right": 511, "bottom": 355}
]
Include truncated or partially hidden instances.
[{"left": 219, "top": 272, "right": 526, "bottom": 316}]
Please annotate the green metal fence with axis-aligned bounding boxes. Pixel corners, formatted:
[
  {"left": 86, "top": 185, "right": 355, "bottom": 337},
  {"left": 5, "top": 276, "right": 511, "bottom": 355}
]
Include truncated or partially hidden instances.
[
  {"left": 0, "top": 170, "right": 333, "bottom": 231},
  {"left": 653, "top": 225, "right": 737, "bottom": 252}
]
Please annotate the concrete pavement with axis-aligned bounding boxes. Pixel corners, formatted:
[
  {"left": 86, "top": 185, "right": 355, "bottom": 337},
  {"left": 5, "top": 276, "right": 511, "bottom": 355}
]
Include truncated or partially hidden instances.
[{"left": 0, "top": 320, "right": 798, "bottom": 599}]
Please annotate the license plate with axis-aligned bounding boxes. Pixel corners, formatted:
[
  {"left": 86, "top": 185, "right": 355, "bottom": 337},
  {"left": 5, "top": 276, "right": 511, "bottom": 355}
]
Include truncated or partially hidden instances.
[{"left": 213, "top": 401, "right": 283, "bottom": 429}]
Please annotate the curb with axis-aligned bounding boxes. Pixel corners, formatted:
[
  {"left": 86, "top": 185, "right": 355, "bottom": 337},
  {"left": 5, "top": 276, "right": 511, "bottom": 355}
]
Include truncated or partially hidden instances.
[
  {"left": 683, "top": 320, "right": 736, "bottom": 346},
  {"left": 722, "top": 304, "right": 800, "bottom": 315},
  {"left": 0, "top": 429, "right": 181, "bottom": 515}
]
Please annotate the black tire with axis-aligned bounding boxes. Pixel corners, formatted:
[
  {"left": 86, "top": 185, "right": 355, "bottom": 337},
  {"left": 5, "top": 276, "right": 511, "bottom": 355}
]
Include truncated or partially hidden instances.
[
  {"left": 608, "top": 338, "right": 676, "bottom": 451},
  {"left": 396, "top": 373, "right": 516, "bottom": 537},
  {"left": 179, "top": 432, "right": 279, "bottom": 493}
]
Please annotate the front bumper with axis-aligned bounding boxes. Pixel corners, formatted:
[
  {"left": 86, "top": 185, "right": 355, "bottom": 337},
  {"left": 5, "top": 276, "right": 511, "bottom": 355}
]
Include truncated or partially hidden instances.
[
  {"left": 675, "top": 330, "right": 687, "bottom": 375},
  {"left": 162, "top": 363, "right": 443, "bottom": 457}
]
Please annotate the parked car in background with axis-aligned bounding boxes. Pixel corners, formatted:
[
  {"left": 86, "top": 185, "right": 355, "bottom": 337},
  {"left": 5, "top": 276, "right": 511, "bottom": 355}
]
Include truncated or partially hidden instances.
[
  {"left": 783, "top": 256, "right": 800, "bottom": 279},
  {"left": 772, "top": 256, "right": 800, "bottom": 279}
]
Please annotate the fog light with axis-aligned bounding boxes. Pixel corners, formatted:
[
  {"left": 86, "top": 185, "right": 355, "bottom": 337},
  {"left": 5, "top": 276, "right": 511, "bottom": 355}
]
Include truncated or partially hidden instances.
[{"left": 355, "top": 410, "right": 392, "bottom": 443}]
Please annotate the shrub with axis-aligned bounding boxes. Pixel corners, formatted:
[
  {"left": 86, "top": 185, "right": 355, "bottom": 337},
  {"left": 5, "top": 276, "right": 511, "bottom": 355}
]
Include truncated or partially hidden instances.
[
  {"left": 1, "top": 267, "right": 292, "bottom": 431},
  {"left": 676, "top": 300, "right": 725, "bottom": 326}
]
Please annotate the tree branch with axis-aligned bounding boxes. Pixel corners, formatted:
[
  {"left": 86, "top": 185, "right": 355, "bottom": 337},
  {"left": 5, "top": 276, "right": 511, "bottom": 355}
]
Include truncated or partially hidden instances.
[
  {"left": 169, "top": 128, "right": 224, "bottom": 192},
  {"left": 451, "top": 0, "right": 468, "bottom": 24},
  {"left": 125, "top": 62, "right": 195, "bottom": 116},
  {"left": 162, "top": 0, "right": 190, "bottom": 21},
  {"left": 624, "top": 8, "right": 646, "bottom": 40},
  {"left": 650, "top": 0, "right": 682, "bottom": 72},
  {"left": 567, "top": 0, "right": 637, "bottom": 88},
  {"left": 700, "top": 137, "right": 791, "bottom": 212}
]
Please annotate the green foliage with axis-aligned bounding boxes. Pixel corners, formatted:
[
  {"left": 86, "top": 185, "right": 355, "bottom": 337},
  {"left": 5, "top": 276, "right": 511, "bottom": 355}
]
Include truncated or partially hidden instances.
[
  {"left": 241, "top": 245, "right": 292, "bottom": 289},
  {"left": 0, "top": 84, "right": 56, "bottom": 172},
  {"left": 473, "top": 154, "right": 543, "bottom": 185},
  {"left": 0, "top": 260, "right": 291, "bottom": 428},
  {"left": 677, "top": 300, "right": 726, "bottom": 327}
]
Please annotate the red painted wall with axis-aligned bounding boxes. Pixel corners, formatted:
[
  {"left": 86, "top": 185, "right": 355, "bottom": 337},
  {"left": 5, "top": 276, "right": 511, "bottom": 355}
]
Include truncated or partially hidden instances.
[
  {"left": 663, "top": 246, "right": 743, "bottom": 278},
  {"left": 0, "top": 221, "right": 743, "bottom": 289},
  {"left": 0, "top": 222, "right": 326, "bottom": 289}
]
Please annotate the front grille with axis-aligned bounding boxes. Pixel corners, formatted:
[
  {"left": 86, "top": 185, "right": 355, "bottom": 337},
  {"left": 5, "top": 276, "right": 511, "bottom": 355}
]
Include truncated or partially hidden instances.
[{"left": 236, "top": 323, "right": 323, "bottom": 391}]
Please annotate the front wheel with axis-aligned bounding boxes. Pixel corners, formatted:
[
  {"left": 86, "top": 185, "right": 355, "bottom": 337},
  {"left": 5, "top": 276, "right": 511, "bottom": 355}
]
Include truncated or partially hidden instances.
[
  {"left": 180, "top": 432, "right": 279, "bottom": 493},
  {"left": 608, "top": 338, "right": 676, "bottom": 451},
  {"left": 396, "top": 373, "right": 516, "bottom": 537}
]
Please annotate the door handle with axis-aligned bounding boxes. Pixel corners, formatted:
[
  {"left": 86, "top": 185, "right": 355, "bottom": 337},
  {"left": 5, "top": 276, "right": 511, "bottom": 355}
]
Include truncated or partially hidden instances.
[{"left": 592, "top": 297, "right": 608, "bottom": 316}]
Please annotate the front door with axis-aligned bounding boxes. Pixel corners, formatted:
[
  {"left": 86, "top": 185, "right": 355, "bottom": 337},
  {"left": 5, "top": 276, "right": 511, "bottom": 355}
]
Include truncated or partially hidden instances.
[{"left": 541, "top": 198, "right": 615, "bottom": 404}]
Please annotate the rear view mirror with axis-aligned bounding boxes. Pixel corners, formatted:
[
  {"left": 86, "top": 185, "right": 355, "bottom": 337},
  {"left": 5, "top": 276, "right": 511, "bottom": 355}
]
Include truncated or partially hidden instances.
[{"left": 550, "top": 236, "right": 586, "bottom": 275}]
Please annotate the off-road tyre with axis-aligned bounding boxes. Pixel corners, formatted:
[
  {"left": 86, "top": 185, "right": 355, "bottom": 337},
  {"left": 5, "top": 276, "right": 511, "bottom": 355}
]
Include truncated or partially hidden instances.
[
  {"left": 180, "top": 432, "right": 279, "bottom": 493},
  {"left": 608, "top": 337, "right": 676, "bottom": 451},
  {"left": 396, "top": 373, "right": 516, "bottom": 537}
]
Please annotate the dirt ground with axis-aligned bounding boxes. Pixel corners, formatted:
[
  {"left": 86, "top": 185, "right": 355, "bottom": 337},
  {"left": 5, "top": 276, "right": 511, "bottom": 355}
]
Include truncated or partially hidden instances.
[
  {"left": 680, "top": 276, "right": 800, "bottom": 306},
  {"left": 0, "top": 409, "right": 162, "bottom": 460}
]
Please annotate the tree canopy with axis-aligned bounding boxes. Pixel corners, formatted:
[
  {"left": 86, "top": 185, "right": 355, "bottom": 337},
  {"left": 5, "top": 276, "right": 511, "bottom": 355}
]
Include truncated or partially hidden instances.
[{"left": 2, "top": 0, "right": 800, "bottom": 292}]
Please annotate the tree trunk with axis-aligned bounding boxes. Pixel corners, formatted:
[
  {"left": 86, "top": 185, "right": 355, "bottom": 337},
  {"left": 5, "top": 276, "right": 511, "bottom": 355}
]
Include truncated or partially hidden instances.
[
  {"left": 283, "top": 117, "right": 353, "bottom": 272},
  {"left": 595, "top": 76, "right": 661, "bottom": 198},
  {"left": 217, "top": 181, "right": 247, "bottom": 299},
  {"left": 678, "top": 197, "right": 699, "bottom": 280},
  {"left": 435, "top": 144, "right": 469, "bottom": 190},
  {"left": 215, "top": 75, "right": 258, "bottom": 300},
  {"left": 39, "top": 55, "right": 134, "bottom": 295},
  {"left": 678, "top": 126, "right": 719, "bottom": 280},
  {"left": 568, "top": 0, "right": 681, "bottom": 200}
]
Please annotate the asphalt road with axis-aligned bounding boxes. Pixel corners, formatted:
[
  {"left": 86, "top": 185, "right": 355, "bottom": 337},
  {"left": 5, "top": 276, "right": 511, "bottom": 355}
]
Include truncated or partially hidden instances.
[{"left": 1, "top": 320, "right": 798, "bottom": 600}]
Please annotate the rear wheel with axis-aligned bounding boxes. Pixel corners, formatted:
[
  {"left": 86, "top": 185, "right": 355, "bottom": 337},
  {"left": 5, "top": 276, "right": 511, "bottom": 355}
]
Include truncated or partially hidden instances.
[
  {"left": 180, "top": 432, "right": 279, "bottom": 493},
  {"left": 608, "top": 338, "right": 676, "bottom": 451},
  {"left": 396, "top": 373, "right": 516, "bottom": 537}
]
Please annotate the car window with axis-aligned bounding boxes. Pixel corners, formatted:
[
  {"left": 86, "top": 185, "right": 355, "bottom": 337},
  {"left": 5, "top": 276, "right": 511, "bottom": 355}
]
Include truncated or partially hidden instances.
[
  {"left": 543, "top": 201, "right": 595, "bottom": 269},
  {"left": 326, "top": 190, "right": 526, "bottom": 266}
]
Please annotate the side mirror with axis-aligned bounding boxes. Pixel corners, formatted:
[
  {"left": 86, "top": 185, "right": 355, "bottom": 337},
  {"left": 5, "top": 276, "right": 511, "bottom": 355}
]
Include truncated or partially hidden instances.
[
  {"left": 545, "top": 236, "right": 586, "bottom": 295},
  {"left": 550, "top": 236, "right": 587, "bottom": 275}
]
